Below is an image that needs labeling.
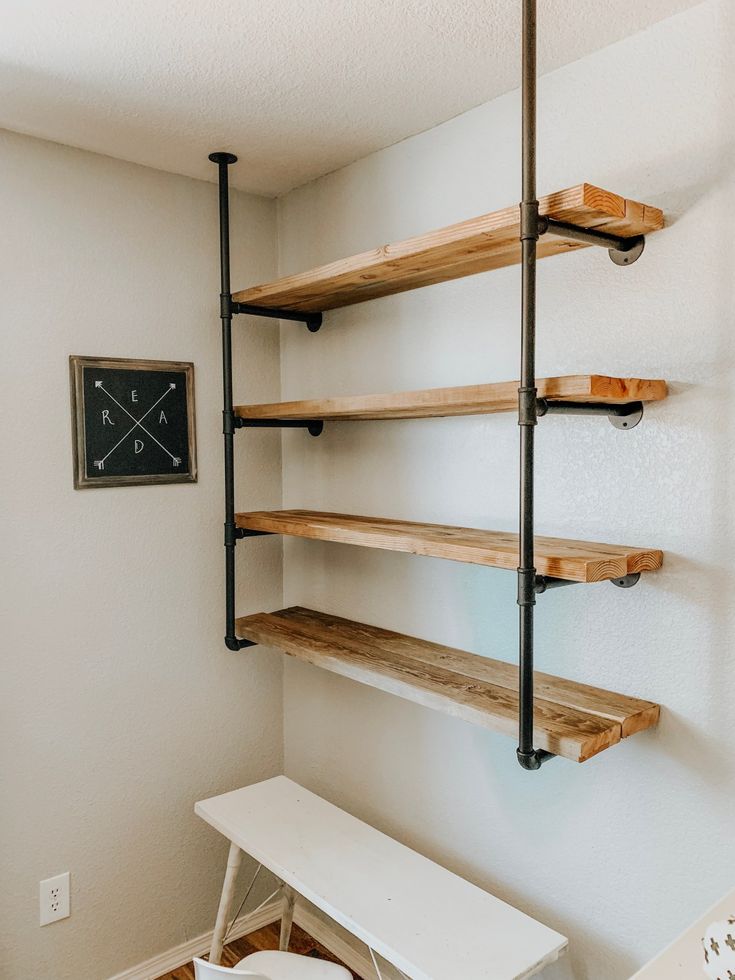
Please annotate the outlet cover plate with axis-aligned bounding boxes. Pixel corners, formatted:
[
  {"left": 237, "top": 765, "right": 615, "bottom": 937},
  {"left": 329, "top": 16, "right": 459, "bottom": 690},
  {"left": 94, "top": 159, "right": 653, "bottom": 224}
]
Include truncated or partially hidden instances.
[{"left": 40, "top": 872, "right": 70, "bottom": 925}]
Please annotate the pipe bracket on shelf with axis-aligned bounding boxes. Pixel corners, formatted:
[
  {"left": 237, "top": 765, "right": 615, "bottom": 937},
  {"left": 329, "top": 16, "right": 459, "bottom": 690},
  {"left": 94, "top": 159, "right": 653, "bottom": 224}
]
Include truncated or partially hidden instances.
[
  {"left": 611, "top": 572, "right": 641, "bottom": 589},
  {"left": 537, "top": 398, "right": 644, "bottom": 430},
  {"left": 534, "top": 575, "right": 577, "bottom": 594},
  {"left": 235, "top": 418, "right": 324, "bottom": 436},
  {"left": 539, "top": 216, "right": 646, "bottom": 266},
  {"left": 232, "top": 301, "right": 322, "bottom": 332}
]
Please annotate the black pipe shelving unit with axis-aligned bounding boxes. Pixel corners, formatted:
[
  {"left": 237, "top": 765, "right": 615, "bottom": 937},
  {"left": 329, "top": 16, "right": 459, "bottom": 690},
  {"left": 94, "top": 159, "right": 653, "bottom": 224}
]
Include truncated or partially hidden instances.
[{"left": 210, "top": 0, "right": 664, "bottom": 769}]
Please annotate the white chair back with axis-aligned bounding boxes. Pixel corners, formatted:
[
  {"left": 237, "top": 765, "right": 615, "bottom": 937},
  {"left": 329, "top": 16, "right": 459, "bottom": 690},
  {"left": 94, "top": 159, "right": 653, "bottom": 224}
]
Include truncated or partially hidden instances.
[{"left": 192, "top": 957, "right": 271, "bottom": 980}]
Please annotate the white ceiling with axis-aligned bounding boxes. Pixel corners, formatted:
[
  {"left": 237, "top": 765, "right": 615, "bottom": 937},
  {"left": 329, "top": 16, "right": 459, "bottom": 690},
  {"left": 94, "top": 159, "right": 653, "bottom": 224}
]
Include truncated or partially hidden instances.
[{"left": 1, "top": 0, "right": 700, "bottom": 196}]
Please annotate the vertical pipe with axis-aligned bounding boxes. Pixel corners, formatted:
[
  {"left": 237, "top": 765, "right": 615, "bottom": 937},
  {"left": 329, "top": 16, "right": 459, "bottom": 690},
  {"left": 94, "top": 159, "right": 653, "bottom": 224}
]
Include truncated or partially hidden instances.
[
  {"left": 210, "top": 151, "right": 242, "bottom": 651},
  {"left": 517, "top": 0, "right": 550, "bottom": 769},
  {"left": 522, "top": 0, "right": 537, "bottom": 208}
]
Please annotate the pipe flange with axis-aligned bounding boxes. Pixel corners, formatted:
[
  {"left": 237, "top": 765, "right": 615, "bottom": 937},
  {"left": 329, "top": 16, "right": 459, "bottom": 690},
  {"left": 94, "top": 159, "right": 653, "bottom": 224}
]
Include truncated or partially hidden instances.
[
  {"left": 609, "top": 237, "right": 645, "bottom": 266},
  {"left": 609, "top": 405, "right": 643, "bottom": 430},
  {"left": 209, "top": 152, "right": 238, "bottom": 165}
]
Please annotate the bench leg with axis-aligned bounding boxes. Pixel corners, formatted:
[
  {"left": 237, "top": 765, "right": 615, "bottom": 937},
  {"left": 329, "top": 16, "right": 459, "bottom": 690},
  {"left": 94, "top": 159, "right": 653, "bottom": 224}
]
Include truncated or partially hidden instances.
[
  {"left": 210, "top": 841, "right": 243, "bottom": 965},
  {"left": 279, "top": 885, "right": 296, "bottom": 951}
]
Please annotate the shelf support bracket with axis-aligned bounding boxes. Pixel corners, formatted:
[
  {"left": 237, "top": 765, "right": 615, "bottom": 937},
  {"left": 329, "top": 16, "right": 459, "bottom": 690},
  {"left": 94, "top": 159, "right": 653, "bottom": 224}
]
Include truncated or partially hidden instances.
[
  {"left": 539, "top": 216, "right": 645, "bottom": 266},
  {"left": 534, "top": 575, "right": 577, "bottom": 594},
  {"left": 210, "top": 150, "right": 258, "bottom": 652},
  {"left": 537, "top": 398, "right": 644, "bottom": 430},
  {"left": 232, "top": 301, "right": 323, "bottom": 333},
  {"left": 235, "top": 418, "right": 324, "bottom": 436},
  {"left": 536, "top": 573, "right": 641, "bottom": 593}
]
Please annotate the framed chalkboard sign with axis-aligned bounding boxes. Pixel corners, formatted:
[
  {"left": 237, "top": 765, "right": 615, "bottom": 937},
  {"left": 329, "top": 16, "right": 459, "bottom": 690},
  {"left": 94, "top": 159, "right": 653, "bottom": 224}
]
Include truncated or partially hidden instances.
[{"left": 70, "top": 355, "right": 197, "bottom": 489}]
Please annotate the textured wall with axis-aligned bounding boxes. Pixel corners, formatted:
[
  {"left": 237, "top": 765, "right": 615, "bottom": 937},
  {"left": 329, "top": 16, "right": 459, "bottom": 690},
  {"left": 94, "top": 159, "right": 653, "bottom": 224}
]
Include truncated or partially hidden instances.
[
  {"left": 278, "top": 3, "right": 735, "bottom": 978},
  {"left": 0, "top": 131, "right": 283, "bottom": 979}
]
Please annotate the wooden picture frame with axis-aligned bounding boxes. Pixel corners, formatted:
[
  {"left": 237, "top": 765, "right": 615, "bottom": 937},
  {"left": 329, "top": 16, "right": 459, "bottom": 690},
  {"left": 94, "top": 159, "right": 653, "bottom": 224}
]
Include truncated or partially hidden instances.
[{"left": 69, "top": 355, "right": 197, "bottom": 489}]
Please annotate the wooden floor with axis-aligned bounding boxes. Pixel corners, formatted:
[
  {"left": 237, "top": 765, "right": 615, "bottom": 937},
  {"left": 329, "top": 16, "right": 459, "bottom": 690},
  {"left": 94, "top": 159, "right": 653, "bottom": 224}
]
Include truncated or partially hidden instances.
[{"left": 155, "top": 921, "right": 362, "bottom": 980}]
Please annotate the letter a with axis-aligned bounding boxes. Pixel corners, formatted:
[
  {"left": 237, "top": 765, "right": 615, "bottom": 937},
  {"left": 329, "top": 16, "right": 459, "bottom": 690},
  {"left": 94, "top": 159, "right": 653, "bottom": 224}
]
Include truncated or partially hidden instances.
[{"left": 159, "top": 410, "right": 168, "bottom": 424}]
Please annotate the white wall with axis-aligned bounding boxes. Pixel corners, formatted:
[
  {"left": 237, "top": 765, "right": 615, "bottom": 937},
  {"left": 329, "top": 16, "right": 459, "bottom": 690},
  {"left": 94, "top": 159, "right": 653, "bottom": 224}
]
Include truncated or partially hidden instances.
[
  {"left": 0, "top": 131, "right": 284, "bottom": 979},
  {"left": 278, "top": 3, "right": 735, "bottom": 978}
]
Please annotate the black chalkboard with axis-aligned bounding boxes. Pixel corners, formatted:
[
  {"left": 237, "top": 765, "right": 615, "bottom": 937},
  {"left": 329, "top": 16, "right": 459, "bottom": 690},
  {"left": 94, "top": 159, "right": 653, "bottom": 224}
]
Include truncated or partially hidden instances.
[{"left": 70, "top": 356, "right": 197, "bottom": 488}]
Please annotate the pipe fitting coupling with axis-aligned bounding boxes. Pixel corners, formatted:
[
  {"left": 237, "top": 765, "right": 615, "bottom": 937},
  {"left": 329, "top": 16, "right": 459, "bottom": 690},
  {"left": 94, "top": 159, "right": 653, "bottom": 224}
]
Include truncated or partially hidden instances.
[
  {"left": 519, "top": 200, "right": 541, "bottom": 241},
  {"left": 518, "top": 386, "right": 538, "bottom": 426}
]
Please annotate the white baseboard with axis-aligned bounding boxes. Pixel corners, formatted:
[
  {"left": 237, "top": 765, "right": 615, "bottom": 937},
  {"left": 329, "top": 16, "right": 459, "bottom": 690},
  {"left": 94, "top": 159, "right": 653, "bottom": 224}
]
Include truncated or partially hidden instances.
[
  {"left": 107, "top": 899, "right": 282, "bottom": 980},
  {"left": 107, "top": 895, "right": 404, "bottom": 980}
]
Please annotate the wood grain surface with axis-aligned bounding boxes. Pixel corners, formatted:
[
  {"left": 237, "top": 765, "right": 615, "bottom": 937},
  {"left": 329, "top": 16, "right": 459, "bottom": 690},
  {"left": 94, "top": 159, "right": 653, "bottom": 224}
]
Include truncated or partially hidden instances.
[
  {"left": 235, "top": 510, "right": 663, "bottom": 583},
  {"left": 235, "top": 375, "right": 667, "bottom": 422},
  {"left": 235, "top": 608, "right": 660, "bottom": 762},
  {"left": 232, "top": 184, "right": 664, "bottom": 312}
]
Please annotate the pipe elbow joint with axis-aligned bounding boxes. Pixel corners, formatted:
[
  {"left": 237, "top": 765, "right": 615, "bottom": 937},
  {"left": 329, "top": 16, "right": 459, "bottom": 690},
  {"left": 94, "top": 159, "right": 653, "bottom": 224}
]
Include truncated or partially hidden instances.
[{"left": 516, "top": 747, "right": 555, "bottom": 770}]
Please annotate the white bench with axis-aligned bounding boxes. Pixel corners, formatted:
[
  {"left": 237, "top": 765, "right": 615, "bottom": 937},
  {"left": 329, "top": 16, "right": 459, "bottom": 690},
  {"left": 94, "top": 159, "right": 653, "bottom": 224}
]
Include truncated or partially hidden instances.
[{"left": 195, "top": 776, "right": 567, "bottom": 980}]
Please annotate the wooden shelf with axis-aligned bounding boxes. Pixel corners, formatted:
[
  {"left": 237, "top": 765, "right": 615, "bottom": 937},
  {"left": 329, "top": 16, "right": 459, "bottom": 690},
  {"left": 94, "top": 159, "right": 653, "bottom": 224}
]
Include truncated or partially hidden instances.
[
  {"left": 235, "top": 510, "right": 663, "bottom": 583},
  {"left": 232, "top": 184, "right": 664, "bottom": 313},
  {"left": 235, "top": 607, "right": 660, "bottom": 762},
  {"left": 235, "top": 374, "right": 667, "bottom": 422}
]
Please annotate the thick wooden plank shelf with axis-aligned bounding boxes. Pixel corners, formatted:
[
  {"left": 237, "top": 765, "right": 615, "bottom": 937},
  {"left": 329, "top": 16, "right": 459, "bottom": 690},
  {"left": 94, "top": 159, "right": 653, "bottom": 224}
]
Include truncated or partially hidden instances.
[
  {"left": 235, "top": 608, "right": 660, "bottom": 762},
  {"left": 235, "top": 510, "right": 663, "bottom": 583},
  {"left": 235, "top": 374, "right": 667, "bottom": 422},
  {"left": 232, "top": 184, "right": 664, "bottom": 313}
]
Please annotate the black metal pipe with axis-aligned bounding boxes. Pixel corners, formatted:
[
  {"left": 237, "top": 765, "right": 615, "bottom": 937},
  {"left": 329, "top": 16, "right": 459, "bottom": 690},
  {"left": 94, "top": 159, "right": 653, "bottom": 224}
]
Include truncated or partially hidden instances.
[
  {"left": 538, "top": 399, "right": 643, "bottom": 418},
  {"left": 235, "top": 418, "right": 324, "bottom": 436},
  {"left": 210, "top": 151, "right": 256, "bottom": 652},
  {"left": 517, "top": 0, "right": 554, "bottom": 771},
  {"left": 232, "top": 302, "right": 322, "bottom": 333},
  {"left": 540, "top": 217, "right": 644, "bottom": 254},
  {"left": 534, "top": 576, "right": 577, "bottom": 594}
]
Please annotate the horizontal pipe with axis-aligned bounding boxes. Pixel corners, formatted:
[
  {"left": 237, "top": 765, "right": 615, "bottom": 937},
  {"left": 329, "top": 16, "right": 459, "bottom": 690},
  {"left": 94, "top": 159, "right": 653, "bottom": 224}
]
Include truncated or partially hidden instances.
[
  {"left": 538, "top": 399, "right": 643, "bottom": 418},
  {"left": 232, "top": 302, "right": 322, "bottom": 331},
  {"left": 235, "top": 418, "right": 323, "bottom": 435},
  {"left": 535, "top": 575, "right": 577, "bottom": 594},
  {"left": 540, "top": 217, "right": 644, "bottom": 254}
]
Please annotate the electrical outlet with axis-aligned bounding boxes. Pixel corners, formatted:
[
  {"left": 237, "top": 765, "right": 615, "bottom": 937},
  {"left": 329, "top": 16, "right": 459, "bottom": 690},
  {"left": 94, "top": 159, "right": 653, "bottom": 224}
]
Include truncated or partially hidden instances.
[{"left": 40, "top": 872, "right": 70, "bottom": 925}]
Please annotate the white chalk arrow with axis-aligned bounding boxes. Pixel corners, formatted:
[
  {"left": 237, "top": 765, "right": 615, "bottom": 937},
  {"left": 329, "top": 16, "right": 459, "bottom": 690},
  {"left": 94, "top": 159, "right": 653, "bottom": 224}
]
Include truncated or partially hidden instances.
[
  {"left": 95, "top": 380, "right": 103, "bottom": 388},
  {"left": 94, "top": 460, "right": 105, "bottom": 470},
  {"left": 169, "top": 383, "right": 176, "bottom": 389},
  {"left": 96, "top": 383, "right": 179, "bottom": 465},
  {"left": 172, "top": 457, "right": 181, "bottom": 467}
]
